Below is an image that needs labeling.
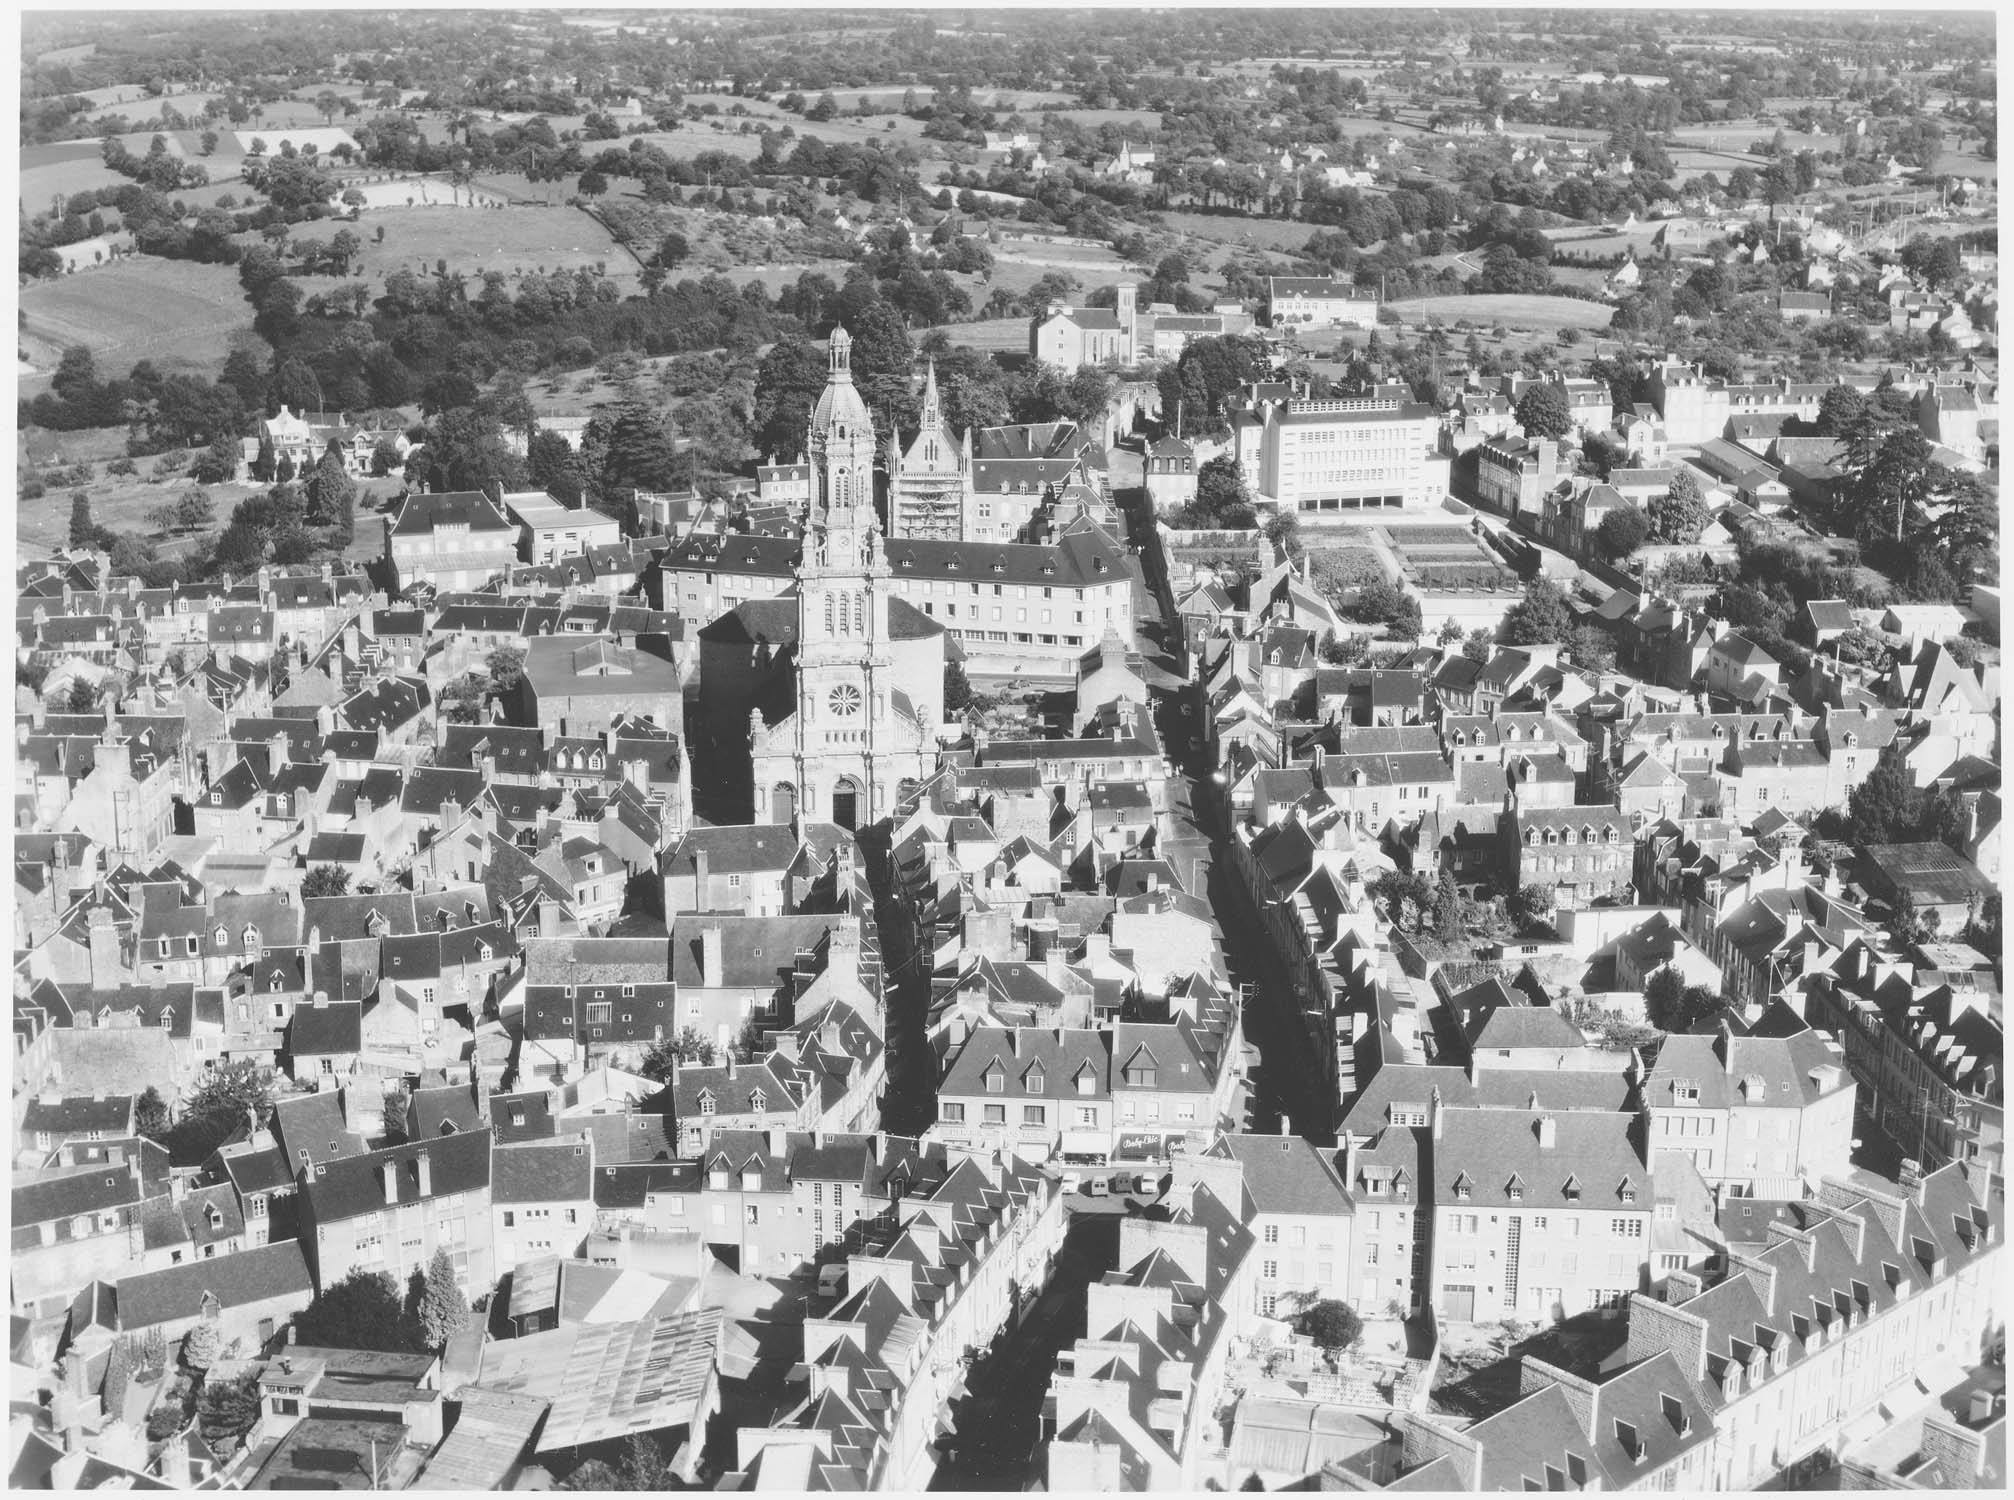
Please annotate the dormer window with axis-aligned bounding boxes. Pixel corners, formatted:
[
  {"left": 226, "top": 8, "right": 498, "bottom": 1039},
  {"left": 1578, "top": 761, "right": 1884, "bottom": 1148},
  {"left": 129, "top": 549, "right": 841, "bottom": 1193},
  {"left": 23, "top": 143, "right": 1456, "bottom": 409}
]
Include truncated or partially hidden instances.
[
  {"left": 1563, "top": 1174, "right": 1582, "bottom": 1202},
  {"left": 1026, "top": 1068, "right": 1045, "bottom": 1094},
  {"left": 749, "top": 1089, "right": 767, "bottom": 1112},
  {"left": 698, "top": 1091, "right": 716, "bottom": 1116}
]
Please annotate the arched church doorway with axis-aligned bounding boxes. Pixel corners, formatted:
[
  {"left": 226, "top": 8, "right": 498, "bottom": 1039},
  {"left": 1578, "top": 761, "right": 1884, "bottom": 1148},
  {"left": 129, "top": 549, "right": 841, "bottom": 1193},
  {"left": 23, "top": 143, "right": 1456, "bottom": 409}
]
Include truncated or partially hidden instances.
[
  {"left": 831, "top": 776, "right": 861, "bottom": 831},
  {"left": 772, "top": 782, "right": 797, "bottom": 826}
]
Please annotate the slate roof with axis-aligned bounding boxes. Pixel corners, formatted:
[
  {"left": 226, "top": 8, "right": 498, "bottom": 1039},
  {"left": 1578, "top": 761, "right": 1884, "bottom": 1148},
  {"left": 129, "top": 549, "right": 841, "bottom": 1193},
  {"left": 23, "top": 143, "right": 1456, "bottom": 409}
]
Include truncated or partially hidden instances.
[
  {"left": 492, "top": 1138, "right": 595, "bottom": 1204},
  {"left": 302, "top": 1127, "right": 493, "bottom": 1223},
  {"left": 1436, "top": 1106, "right": 1648, "bottom": 1210},
  {"left": 114, "top": 1240, "right": 313, "bottom": 1329},
  {"left": 1212, "top": 1134, "right": 1353, "bottom": 1215}
]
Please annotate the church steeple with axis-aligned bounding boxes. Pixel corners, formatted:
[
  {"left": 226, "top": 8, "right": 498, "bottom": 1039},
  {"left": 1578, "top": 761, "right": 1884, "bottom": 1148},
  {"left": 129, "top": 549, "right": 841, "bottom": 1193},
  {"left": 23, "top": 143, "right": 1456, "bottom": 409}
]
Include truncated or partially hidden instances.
[{"left": 919, "top": 358, "right": 943, "bottom": 433}]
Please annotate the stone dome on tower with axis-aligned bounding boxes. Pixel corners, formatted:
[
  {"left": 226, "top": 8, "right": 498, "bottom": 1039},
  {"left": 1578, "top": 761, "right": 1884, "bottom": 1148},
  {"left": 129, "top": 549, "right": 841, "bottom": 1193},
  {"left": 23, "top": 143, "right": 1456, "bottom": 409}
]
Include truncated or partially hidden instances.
[{"left": 810, "top": 325, "right": 874, "bottom": 444}]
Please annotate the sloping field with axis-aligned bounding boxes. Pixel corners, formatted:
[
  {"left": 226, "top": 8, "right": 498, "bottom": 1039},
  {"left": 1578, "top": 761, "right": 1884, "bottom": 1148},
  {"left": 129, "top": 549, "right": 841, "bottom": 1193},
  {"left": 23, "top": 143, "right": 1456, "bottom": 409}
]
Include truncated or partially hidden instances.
[
  {"left": 1156, "top": 211, "right": 1321, "bottom": 253},
  {"left": 1384, "top": 294, "right": 1614, "bottom": 332},
  {"left": 914, "top": 317, "right": 1027, "bottom": 353},
  {"left": 339, "top": 202, "right": 632, "bottom": 282},
  {"left": 19, "top": 257, "right": 252, "bottom": 385}
]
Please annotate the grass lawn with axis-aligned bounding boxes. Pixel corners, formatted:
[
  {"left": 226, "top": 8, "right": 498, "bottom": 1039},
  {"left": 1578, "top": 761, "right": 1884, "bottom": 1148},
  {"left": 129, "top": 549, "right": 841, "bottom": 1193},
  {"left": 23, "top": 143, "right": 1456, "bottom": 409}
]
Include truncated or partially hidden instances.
[
  {"left": 1156, "top": 210, "right": 1322, "bottom": 253},
  {"left": 19, "top": 257, "right": 254, "bottom": 386},
  {"left": 337, "top": 202, "right": 635, "bottom": 283},
  {"left": 914, "top": 317, "right": 1028, "bottom": 353},
  {"left": 1384, "top": 293, "right": 1614, "bottom": 333}
]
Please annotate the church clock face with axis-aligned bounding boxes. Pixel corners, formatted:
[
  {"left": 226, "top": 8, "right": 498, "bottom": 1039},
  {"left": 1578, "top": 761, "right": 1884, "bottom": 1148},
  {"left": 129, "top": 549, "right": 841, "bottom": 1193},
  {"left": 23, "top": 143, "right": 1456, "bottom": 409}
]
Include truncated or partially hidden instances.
[{"left": 827, "top": 684, "right": 863, "bottom": 718}]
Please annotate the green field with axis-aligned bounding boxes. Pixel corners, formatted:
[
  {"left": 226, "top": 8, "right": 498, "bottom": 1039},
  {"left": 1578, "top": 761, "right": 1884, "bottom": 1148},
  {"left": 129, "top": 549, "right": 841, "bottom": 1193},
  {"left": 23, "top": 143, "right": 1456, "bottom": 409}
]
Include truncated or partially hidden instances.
[
  {"left": 1156, "top": 210, "right": 1322, "bottom": 253},
  {"left": 1384, "top": 294, "right": 1615, "bottom": 333},
  {"left": 914, "top": 317, "right": 1028, "bottom": 353},
  {"left": 19, "top": 257, "right": 254, "bottom": 386},
  {"left": 334, "top": 202, "right": 635, "bottom": 283}
]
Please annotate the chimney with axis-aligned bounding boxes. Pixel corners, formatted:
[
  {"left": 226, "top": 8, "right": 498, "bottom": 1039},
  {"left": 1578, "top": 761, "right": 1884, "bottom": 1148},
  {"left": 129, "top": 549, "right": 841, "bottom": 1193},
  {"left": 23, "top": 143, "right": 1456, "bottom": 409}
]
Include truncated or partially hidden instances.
[
  {"left": 1536, "top": 1114, "right": 1558, "bottom": 1149},
  {"left": 1429, "top": 1086, "right": 1444, "bottom": 1140},
  {"left": 1341, "top": 1132, "right": 1359, "bottom": 1189},
  {"left": 693, "top": 846, "right": 710, "bottom": 901},
  {"left": 380, "top": 1160, "right": 398, "bottom": 1204},
  {"left": 701, "top": 926, "right": 723, "bottom": 988},
  {"left": 415, "top": 1150, "right": 433, "bottom": 1198}
]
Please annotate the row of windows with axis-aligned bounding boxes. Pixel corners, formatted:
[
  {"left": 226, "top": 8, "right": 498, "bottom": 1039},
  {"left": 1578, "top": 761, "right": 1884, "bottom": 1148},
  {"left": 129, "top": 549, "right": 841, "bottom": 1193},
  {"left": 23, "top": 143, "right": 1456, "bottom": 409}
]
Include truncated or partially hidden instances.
[{"left": 942, "top": 1102, "right": 1102, "bottom": 1127}]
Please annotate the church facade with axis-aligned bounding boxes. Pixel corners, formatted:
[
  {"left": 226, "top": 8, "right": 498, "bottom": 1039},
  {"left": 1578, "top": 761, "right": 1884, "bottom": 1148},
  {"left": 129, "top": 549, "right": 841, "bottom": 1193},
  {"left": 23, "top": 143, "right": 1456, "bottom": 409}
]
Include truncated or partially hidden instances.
[{"left": 698, "top": 329, "right": 945, "bottom": 830}]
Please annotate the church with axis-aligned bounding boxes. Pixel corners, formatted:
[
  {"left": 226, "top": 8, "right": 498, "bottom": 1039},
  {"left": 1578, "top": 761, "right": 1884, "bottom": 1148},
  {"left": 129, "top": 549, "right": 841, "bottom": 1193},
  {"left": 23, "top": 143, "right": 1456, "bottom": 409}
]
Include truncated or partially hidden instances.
[{"left": 698, "top": 329, "right": 947, "bottom": 829}]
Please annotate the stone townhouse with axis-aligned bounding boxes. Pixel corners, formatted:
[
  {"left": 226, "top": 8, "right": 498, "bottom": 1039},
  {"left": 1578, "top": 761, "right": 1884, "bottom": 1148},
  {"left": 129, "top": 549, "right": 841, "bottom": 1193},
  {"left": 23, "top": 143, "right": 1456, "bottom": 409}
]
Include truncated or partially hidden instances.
[
  {"left": 1503, "top": 805, "right": 1635, "bottom": 907},
  {"left": 1641, "top": 1021, "right": 1857, "bottom": 1198},
  {"left": 1211, "top": 1133, "right": 1355, "bottom": 1320},
  {"left": 1623, "top": 1160, "right": 2002, "bottom": 1489},
  {"left": 1429, "top": 1098, "right": 1653, "bottom": 1325},
  {"left": 382, "top": 489, "right": 519, "bottom": 594},
  {"left": 295, "top": 1127, "right": 494, "bottom": 1297},
  {"left": 1805, "top": 940, "right": 2003, "bottom": 1185},
  {"left": 491, "top": 1135, "right": 596, "bottom": 1278},
  {"left": 109, "top": 1239, "right": 315, "bottom": 1355},
  {"left": 10, "top": 1154, "right": 157, "bottom": 1314},
  {"left": 935, "top": 1026, "right": 1115, "bottom": 1164},
  {"left": 1338, "top": 1123, "right": 1430, "bottom": 1317}
]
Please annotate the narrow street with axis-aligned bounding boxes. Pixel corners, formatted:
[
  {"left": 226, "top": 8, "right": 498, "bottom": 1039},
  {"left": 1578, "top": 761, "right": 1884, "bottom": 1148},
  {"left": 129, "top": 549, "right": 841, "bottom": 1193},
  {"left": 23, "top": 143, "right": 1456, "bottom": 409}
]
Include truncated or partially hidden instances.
[
  {"left": 931, "top": 1216, "right": 1118, "bottom": 1491},
  {"left": 857, "top": 824, "right": 936, "bottom": 1137}
]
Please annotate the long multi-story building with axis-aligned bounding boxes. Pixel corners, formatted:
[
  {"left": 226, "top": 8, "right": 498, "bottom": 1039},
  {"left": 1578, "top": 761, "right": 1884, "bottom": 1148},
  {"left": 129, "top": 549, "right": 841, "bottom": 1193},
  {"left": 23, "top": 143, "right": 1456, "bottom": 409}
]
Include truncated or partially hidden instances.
[
  {"left": 1428, "top": 1098, "right": 1653, "bottom": 1324},
  {"left": 1240, "top": 396, "right": 1445, "bottom": 517},
  {"left": 295, "top": 1127, "right": 495, "bottom": 1298},
  {"left": 1623, "top": 1160, "right": 2003, "bottom": 1489},
  {"left": 1805, "top": 940, "right": 2004, "bottom": 1186}
]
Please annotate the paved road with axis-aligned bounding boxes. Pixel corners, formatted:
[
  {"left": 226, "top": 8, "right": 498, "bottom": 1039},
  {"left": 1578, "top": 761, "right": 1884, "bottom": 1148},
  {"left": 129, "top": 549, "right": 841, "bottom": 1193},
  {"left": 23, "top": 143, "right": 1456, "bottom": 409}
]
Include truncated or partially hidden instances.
[{"left": 932, "top": 1217, "right": 1119, "bottom": 1490}]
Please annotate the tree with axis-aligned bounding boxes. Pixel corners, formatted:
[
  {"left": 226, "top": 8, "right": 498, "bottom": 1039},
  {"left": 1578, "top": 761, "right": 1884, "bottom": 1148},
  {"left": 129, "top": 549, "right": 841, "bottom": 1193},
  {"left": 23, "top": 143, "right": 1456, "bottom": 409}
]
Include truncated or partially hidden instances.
[
  {"left": 1264, "top": 509, "right": 1303, "bottom": 563},
  {"left": 1845, "top": 744, "right": 1927, "bottom": 845},
  {"left": 654, "top": 232, "right": 690, "bottom": 272},
  {"left": 944, "top": 657, "right": 974, "bottom": 715},
  {"left": 1594, "top": 504, "right": 1650, "bottom": 561},
  {"left": 577, "top": 168, "right": 609, "bottom": 198},
  {"left": 1187, "top": 454, "right": 1256, "bottom": 528},
  {"left": 1295, "top": 1299, "right": 1363, "bottom": 1362},
  {"left": 1501, "top": 575, "right": 1572, "bottom": 645},
  {"left": 1569, "top": 624, "right": 1616, "bottom": 671},
  {"left": 142, "top": 1327, "right": 169, "bottom": 1379},
  {"left": 1432, "top": 869, "right": 1463, "bottom": 944},
  {"left": 173, "top": 489, "right": 216, "bottom": 532},
  {"left": 1815, "top": 384, "right": 1868, "bottom": 438},
  {"left": 485, "top": 646, "right": 526, "bottom": 696},
  {"left": 752, "top": 340, "right": 829, "bottom": 460},
  {"left": 302, "top": 865, "right": 350, "bottom": 898},
  {"left": 640, "top": 1027, "right": 717, "bottom": 1082},
  {"left": 197, "top": 1371, "right": 262, "bottom": 1451},
  {"left": 69, "top": 492, "right": 111, "bottom": 550},
  {"left": 1507, "top": 883, "right": 1554, "bottom": 932},
  {"left": 1513, "top": 383, "right": 1573, "bottom": 441},
  {"left": 1647, "top": 470, "right": 1709, "bottom": 544},
  {"left": 1645, "top": 968, "right": 1721, "bottom": 1033},
  {"left": 180, "top": 1321, "right": 220, "bottom": 1375},
  {"left": 64, "top": 678, "right": 100, "bottom": 714},
  {"left": 165, "top": 1060, "right": 273, "bottom": 1165},
  {"left": 135, "top": 1086, "right": 171, "bottom": 1140},
  {"left": 411, "top": 1249, "right": 471, "bottom": 1350},
  {"left": 274, "top": 357, "right": 323, "bottom": 414},
  {"left": 191, "top": 437, "right": 239, "bottom": 485},
  {"left": 293, "top": 1269, "right": 412, "bottom": 1352}
]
